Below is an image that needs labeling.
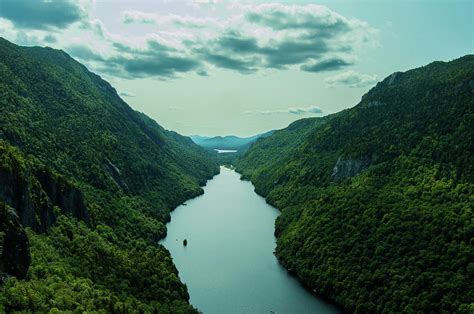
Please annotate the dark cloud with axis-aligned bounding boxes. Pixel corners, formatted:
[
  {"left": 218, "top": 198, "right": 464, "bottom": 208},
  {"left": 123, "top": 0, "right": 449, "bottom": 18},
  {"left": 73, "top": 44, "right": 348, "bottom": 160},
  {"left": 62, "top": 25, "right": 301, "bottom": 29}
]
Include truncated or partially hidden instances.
[
  {"left": 67, "top": 41, "right": 202, "bottom": 79},
  {"left": 111, "top": 39, "right": 177, "bottom": 57},
  {"left": 50, "top": 4, "right": 372, "bottom": 79},
  {"left": 196, "top": 48, "right": 258, "bottom": 74},
  {"left": 214, "top": 32, "right": 260, "bottom": 54},
  {"left": 191, "top": 29, "right": 351, "bottom": 73},
  {"left": 196, "top": 69, "right": 209, "bottom": 76},
  {"left": 242, "top": 2, "right": 358, "bottom": 70},
  {"left": 188, "top": 32, "right": 260, "bottom": 73},
  {"left": 14, "top": 31, "right": 41, "bottom": 46},
  {"left": 118, "top": 55, "right": 200, "bottom": 78},
  {"left": 43, "top": 34, "right": 57, "bottom": 44},
  {"left": 67, "top": 44, "right": 104, "bottom": 61},
  {"left": 112, "top": 42, "right": 140, "bottom": 54},
  {"left": 300, "top": 58, "right": 353, "bottom": 72},
  {"left": 109, "top": 41, "right": 201, "bottom": 78},
  {"left": 147, "top": 40, "right": 178, "bottom": 53},
  {"left": 261, "top": 39, "right": 331, "bottom": 69},
  {"left": 0, "top": 0, "right": 86, "bottom": 29},
  {"left": 246, "top": 10, "right": 349, "bottom": 35}
]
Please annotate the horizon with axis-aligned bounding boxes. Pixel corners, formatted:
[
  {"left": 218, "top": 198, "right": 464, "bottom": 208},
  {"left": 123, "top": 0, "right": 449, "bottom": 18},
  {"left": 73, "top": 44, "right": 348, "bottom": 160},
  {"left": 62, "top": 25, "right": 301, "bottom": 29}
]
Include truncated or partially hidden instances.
[{"left": 0, "top": 0, "right": 472, "bottom": 137}]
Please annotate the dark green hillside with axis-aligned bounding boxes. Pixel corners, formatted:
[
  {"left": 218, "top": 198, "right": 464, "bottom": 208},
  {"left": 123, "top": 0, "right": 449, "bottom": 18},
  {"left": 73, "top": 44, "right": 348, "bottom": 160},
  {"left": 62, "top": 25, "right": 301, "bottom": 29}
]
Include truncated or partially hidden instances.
[
  {"left": 236, "top": 56, "right": 474, "bottom": 312},
  {"left": 237, "top": 117, "right": 330, "bottom": 182},
  {"left": 0, "top": 37, "right": 218, "bottom": 312}
]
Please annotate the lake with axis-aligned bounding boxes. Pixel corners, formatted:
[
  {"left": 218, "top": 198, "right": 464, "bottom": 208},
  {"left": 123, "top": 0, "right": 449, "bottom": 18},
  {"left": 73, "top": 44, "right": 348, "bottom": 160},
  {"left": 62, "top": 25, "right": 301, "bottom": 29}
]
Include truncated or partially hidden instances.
[
  {"left": 214, "top": 149, "right": 238, "bottom": 153},
  {"left": 160, "top": 166, "right": 338, "bottom": 314}
]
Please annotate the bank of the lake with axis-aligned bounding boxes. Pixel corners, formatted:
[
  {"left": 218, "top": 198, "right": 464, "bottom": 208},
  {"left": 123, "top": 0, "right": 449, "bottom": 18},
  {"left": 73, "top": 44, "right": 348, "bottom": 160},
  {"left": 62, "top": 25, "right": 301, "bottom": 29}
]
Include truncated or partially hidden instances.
[{"left": 161, "top": 167, "right": 338, "bottom": 313}]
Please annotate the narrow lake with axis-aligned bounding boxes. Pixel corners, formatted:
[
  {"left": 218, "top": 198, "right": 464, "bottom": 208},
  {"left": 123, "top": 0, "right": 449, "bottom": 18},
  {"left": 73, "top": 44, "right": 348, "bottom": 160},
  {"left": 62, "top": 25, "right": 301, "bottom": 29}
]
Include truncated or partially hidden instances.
[{"left": 161, "top": 167, "right": 338, "bottom": 314}]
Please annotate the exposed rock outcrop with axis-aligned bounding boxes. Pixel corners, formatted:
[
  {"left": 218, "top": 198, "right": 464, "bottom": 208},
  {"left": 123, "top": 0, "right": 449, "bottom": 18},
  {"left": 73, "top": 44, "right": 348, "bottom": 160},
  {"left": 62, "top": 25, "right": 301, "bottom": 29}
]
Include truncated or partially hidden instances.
[
  {"left": 387, "top": 72, "right": 401, "bottom": 85},
  {"left": 0, "top": 166, "right": 90, "bottom": 233},
  {"left": 0, "top": 143, "right": 90, "bottom": 233},
  {"left": 104, "top": 158, "right": 130, "bottom": 194},
  {"left": 0, "top": 143, "right": 90, "bottom": 282},
  {"left": 0, "top": 201, "right": 30, "bottom": 281},
  {"left": 331, "top": 156, "right": 373, "bottom": 182},
  {"left": 364, "top": 100, "right": 385, "bottom": 108}
]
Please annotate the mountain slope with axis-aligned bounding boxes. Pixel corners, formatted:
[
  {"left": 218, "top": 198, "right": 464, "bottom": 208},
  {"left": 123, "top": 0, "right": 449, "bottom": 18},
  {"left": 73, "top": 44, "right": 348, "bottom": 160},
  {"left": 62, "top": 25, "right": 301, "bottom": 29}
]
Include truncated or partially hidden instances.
[
  {"left": 236, "top": 56, "right": 474, "bottom": 312},
  {"left": 191, "top": 130, "right": 274, "bottom": 152},
  {"left": 0, "top": 37, "right": 219, "bottom": 312}
]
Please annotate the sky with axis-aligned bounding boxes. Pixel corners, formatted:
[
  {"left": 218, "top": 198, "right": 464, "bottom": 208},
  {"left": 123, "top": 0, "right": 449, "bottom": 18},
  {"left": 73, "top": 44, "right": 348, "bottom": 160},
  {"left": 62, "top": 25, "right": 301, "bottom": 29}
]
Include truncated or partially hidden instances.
[{"left": 0, "top": 0, "right": 472, "bottom": 137}]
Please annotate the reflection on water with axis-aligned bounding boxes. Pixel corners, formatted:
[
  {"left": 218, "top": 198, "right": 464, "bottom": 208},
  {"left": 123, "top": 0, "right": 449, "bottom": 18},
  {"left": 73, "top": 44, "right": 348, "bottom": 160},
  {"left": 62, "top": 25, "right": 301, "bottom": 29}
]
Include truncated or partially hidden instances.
[{"left": 161, "top": 166, "right": 338, "bottom": 314}]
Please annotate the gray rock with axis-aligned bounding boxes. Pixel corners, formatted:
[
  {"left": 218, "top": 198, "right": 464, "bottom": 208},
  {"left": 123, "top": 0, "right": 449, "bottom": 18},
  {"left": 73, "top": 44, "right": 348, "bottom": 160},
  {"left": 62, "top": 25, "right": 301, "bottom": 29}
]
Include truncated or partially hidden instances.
[
  {"left": 331, "top": 156, "right": 372, "bottom": 182},
  {"left": 365, "top": 101, "right": 385, "bottom": 108},
  {"left": 0, "top": 201, "right": 30, "bottom": 280},
  {"left": 105, "top": 158, "right": 130, "bottom": 194},
  {"left": 0, "top": 166, "right": 89, "bottom": 233},
  {"left": 388, "top": 72, "right": 400, "bottom": 85}
]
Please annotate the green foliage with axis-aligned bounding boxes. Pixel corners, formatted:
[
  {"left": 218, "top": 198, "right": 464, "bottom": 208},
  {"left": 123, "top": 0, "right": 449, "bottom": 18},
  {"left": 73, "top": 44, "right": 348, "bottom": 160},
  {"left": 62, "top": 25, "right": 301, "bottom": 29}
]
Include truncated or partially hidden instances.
[
  {"left": 0, "top": 37, "right": 218, "bottom": 204},
  {"left": 0, "top": 37, "right": 218, "bottom": 312},
  {"left": 0, "top": 217, "right": 195, "bottom": 313},
  {"left": 236, "top": 55, "right": 474, "bottom": 312}
]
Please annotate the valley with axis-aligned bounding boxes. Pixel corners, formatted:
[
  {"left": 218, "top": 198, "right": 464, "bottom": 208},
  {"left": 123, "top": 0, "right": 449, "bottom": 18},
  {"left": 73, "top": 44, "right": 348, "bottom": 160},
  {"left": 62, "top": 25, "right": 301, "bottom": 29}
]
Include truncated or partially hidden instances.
[
  {"left": 0, "top": 24, "right": 472, "bottom": 314},
  {"left": 161, "top": 167, "right": 338, "bottom": 313}
]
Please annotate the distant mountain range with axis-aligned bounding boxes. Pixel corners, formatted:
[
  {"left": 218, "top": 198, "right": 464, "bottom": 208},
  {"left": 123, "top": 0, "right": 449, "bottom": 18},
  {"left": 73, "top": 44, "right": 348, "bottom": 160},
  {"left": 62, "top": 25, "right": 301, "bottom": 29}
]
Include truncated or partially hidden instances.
[{"left": 190, "top": 131, "right": 274, "bottom": 152}]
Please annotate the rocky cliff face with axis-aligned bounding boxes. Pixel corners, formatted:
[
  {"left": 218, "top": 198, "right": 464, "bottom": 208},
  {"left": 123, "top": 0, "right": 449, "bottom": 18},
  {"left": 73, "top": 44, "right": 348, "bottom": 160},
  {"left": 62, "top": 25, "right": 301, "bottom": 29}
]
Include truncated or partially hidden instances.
[
  {"left": 0, "top": 201, "right": 30, "bottom": 281},
  {"left": 0, "top": 142, "right": 90, "bottom": 281},
  {"left": 331, "top": 155, "right": 373, "bottom": 182},
  {"left": 0, "top": 165, "right": 90, "bottom": 233}
]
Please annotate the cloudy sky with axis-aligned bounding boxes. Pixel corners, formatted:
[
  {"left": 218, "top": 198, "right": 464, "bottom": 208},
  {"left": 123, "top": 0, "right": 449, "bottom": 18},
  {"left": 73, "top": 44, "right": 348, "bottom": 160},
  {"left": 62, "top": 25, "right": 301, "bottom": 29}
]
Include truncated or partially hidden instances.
[{"left": 0, "top": 0, "right": 472, "bottom": 136}]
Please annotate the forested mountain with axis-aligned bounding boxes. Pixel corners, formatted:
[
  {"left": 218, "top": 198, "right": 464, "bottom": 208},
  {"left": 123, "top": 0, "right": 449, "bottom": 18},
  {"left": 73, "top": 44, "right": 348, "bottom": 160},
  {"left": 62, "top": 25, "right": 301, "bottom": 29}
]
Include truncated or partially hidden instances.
[
  {"left": 0, "top": 37, "right": 219, "bottom": 312},
  {"left": 236, "top": 56, "right": 474, "bottom": 312},
  {"left": 191, "top": 131, "right": 274, "bottom": 152}
]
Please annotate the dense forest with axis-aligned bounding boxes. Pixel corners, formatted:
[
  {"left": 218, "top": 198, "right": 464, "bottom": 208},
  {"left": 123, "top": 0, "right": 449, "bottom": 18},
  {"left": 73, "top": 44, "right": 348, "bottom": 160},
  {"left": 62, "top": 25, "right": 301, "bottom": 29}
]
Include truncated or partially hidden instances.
[
  {"left": 0, "top": 37, "right": 219, "bottom": 312},
  {"left": 236, "top": 56, "right": 474, "bottom": 312}
]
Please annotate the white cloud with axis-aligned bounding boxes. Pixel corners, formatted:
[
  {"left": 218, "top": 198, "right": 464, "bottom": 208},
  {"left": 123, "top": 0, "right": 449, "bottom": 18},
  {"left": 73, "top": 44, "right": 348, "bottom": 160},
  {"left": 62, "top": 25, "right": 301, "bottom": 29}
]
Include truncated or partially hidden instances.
[
  {"left": 122, "top": 11, "right": 219, "bottom": 29},
  {"left": 119, "top": 91, "right": 136, "bottom": 97},
  {"left": 0, "top": 3, "right": 378, "bottom": 80},
  {"left": 244, "top": 106, "right": 324, "bottom": 115},
  {"left": 325, "top": 70, "right": 378, "bottom": 88}
]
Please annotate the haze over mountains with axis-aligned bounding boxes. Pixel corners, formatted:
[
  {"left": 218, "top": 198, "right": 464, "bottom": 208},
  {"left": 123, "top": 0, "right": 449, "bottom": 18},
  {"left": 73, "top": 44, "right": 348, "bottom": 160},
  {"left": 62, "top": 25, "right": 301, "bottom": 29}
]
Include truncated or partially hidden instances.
[{"left": 190, "top": 131, "right": 274, "bottom": 152}]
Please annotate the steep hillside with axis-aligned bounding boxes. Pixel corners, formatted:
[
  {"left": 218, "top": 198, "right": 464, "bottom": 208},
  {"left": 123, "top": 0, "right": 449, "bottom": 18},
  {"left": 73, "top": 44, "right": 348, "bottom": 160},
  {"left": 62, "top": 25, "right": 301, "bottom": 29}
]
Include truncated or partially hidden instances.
[
  {"left": 0, "top": 37, "right": 219, "bottom": 312},
  {"left": 236, "top": 117, "right": 330, "bottom": 179},
  {"left": 236, "top": 56, "right": 474, "bottom": 312}
]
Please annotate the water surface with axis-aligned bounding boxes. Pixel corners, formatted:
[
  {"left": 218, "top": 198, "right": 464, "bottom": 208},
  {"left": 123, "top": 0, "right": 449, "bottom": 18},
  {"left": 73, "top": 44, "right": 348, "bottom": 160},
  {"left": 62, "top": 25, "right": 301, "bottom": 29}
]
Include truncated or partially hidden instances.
[
  {"left": 161, "top": 167, "right": 337, "bottom": 314},
  {"left": 214, "top": 149, "right": 238, "bottom": 153}
]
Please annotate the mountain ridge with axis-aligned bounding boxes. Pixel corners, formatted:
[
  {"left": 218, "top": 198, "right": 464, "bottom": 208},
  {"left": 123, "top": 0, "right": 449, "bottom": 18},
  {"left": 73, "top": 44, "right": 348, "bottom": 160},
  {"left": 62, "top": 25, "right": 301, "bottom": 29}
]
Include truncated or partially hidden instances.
[
  {"left": 191, "top": 130, "right": 274, "bottom": 152},
  {"left": 236, "top": 55, "right": 474, "bottom": 312},
  {"left": 0, "top": 37, "right": 219, "bottom": 312}
]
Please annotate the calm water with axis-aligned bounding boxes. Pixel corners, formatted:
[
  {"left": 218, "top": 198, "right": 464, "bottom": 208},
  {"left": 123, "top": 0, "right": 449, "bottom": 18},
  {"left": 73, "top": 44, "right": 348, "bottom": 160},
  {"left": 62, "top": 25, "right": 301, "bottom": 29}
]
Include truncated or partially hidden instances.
[
  {"left": 214, "top": 149, "right": 238, "bottom": 153},
  {"left": 161, "top": 167, "right": 338, "bottom": 314}
]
